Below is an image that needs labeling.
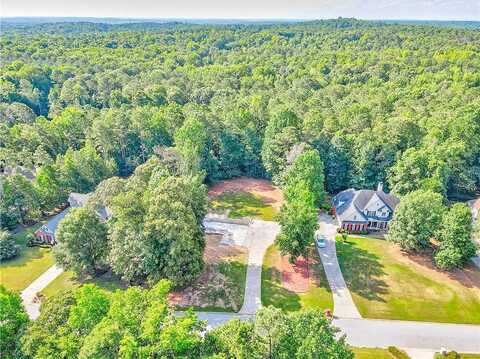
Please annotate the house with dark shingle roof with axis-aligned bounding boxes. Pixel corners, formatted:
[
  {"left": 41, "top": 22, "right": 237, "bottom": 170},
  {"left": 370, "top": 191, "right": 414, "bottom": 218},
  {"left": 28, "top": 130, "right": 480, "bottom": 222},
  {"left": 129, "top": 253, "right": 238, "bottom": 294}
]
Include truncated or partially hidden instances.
[
  {"left": 332, "top": 183, "right": 399, "bottom": 233},
  {"left": 34, "top": 192, "right": 110, "bottom": 244}
]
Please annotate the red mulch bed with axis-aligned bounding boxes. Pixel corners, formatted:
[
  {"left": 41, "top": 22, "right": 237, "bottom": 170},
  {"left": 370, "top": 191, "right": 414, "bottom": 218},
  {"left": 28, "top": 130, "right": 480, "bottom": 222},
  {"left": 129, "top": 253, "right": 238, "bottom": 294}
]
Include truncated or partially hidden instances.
[
  {"left": 208, "top": 177, "right": 284, "bottom": 209},
  {"left": 280, "top": 256, "right": 310, "bottom": 293}
]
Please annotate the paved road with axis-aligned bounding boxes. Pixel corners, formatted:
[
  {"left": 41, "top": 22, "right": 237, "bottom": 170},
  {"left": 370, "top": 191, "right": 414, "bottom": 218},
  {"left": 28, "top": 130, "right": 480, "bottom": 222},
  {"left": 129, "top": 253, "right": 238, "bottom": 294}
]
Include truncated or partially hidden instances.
[
  {"left": 191, "top": 312, "right": 480, "bottom": 353},
  {"left": 21, "top": 264, "right": 64, "bottom": 319},
  {"left": 335, "top": 318, "right": 480, "bottom": 353},
  {"left": 473, "top": 255, "right": 480, "bottom": 269},
  {"left": 239, "top": 220, "right": 280, "bottom": 314},
  {"left": 317, "top": 213, "right": 362, "bottom": 319}
]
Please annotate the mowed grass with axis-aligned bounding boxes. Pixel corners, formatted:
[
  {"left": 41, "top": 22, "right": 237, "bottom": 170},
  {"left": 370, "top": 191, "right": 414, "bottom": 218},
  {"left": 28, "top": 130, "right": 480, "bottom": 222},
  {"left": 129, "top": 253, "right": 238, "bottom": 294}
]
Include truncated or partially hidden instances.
[
  {"left": 351, "top": 347, "right": 393, "bottom": 359},
  {"left": 0, "top": 225, "right": 55, "bottom": 292},
  {"left": 435, "top": 354, "right": 480, "bottom": 359},
  {"left": 336, "top": 235, "right": 480, "bottom": 324},
  {"left": 209, "top": 191, "right": 277, "bottom": 221},
  {"left": 41, "top": 270, "right": 125, "bottom": 298},
  {"left": 261, "top": 245, "right": 333, "bottom": 312}
]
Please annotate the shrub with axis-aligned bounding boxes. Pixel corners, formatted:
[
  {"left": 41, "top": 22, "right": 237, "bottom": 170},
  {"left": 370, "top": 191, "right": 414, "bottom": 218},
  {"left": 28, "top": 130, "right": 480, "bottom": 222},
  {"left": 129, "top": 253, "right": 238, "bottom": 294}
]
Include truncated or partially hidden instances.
[
  {"left": 0, "top": 230, "right": 20, "bottom": 260},
  {"left": 388, "top": 346, "right": 411, "bottom": 359},
  {"left": 444, "top": 351, "right": 460, "bottom": 359}
]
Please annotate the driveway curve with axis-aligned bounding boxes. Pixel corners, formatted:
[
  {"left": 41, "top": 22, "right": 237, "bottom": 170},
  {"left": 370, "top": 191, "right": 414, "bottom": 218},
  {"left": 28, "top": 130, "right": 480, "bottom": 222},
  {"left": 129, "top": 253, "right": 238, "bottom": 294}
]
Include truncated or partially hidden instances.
[{"left": 317, "top": 213, "right": 362, "bottom": 319}]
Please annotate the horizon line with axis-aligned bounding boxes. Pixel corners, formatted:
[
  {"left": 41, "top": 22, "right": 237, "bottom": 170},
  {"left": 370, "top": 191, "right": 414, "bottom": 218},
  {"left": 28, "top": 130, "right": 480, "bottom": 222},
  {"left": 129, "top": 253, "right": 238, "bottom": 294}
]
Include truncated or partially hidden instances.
[{"left": 1, "top": 16, "right": 479, "bottom": 22}]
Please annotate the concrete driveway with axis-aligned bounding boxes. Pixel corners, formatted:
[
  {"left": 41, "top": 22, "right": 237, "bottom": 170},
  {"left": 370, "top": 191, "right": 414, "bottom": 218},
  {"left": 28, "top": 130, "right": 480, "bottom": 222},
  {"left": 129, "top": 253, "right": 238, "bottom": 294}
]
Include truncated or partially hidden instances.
[
  {"left": 239, "top": 220, "right": 280, "bottom": 314},
  {"left": 317, "top": 213, "right": 362, "bottom": 319}
]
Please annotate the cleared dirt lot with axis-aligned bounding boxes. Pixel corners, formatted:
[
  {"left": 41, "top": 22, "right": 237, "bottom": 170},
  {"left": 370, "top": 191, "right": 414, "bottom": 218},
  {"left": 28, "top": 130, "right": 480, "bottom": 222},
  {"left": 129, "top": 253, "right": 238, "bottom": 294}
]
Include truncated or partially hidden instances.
[
  {"left": 208, "top": 177, "right": 283, "bottom": 209},
  {"left": 169, "top": 234, "right": 248, "bottom": 312}
]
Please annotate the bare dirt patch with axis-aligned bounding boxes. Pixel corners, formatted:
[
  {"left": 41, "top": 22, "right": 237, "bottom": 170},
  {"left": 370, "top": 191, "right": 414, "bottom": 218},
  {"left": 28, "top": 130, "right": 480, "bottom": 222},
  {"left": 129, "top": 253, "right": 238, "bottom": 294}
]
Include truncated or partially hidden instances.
[
  {"left": 169, "top": 234, "right": 248, "bottom": 312},
  {"left": 208, "top": 177, "right": 283, "bottom": 210},
  {"left": 280, "top": 256, "right": 310, "bottom": 293},
  {"left": 395, "top": 246, "right": 480, "bottom": 290}
]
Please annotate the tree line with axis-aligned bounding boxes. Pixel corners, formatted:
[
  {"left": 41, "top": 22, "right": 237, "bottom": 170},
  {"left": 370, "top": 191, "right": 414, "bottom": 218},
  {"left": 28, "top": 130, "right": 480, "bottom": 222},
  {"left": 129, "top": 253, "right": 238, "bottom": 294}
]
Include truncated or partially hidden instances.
[
  {"left": 1, "top": 19, "right": 479, "bottom": 230},
  {"left": 1, "top": 282, "right": 352, "bottom": 359}
]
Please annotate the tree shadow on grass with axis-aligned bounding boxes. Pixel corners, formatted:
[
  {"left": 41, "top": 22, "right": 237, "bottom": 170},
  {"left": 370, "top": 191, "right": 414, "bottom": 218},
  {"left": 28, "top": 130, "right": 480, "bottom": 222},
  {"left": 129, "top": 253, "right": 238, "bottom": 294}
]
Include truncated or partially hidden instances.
[
  {"left": 262, "top": 266, "right": 303, "bottom": 311},
  {"left": 336, "top": 240, "right": 389, "bottom": 302},
  {"left": 404, "top": 250, "right": 480, "bottom": 290}
]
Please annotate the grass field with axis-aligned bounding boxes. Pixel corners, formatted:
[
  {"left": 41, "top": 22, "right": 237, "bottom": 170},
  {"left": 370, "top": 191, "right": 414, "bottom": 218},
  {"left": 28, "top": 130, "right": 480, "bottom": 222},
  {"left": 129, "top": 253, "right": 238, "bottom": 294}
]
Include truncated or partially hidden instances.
[
  {"left": 435, "top": 354, "right": 480, "bottom": 359},
  {"left": 209, "top": 191, "right": 277, "bottom": 221},
  {"left": 351, "top": 347, "right": 393, "bottom": 359},
  {"left": 336, "top": 235, "right": 480, "bottom": 324},
  {"left": 261, "top": 245, "right": 333, "bottom": 312},
  {"left": 41, "top": 270, "right": 125, "bottom": 298},
  {"left": 0, "top": 225, "right": 55, "bottom": 292}
]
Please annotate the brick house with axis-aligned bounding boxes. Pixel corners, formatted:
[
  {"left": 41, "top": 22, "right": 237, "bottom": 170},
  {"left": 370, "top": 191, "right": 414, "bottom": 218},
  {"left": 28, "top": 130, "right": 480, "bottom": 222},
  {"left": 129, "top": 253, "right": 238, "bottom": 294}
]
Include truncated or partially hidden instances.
[{"left": 34, "top": 192, "right": 109, "bottom": 244}]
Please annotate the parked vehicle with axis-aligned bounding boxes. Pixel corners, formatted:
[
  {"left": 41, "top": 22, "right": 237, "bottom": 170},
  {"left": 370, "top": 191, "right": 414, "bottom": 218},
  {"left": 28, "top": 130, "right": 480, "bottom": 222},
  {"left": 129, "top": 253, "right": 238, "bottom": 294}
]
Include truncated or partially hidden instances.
[{"left": 315, "top": 233, "right": 327, "bottom": 248}]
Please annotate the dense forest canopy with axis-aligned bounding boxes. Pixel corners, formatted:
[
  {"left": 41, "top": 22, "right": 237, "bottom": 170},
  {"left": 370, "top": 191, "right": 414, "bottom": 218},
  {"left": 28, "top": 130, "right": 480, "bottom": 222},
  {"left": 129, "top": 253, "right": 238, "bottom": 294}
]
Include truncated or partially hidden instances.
[{"left": 1, "top": 18, "right": 479, "bottom": 229}]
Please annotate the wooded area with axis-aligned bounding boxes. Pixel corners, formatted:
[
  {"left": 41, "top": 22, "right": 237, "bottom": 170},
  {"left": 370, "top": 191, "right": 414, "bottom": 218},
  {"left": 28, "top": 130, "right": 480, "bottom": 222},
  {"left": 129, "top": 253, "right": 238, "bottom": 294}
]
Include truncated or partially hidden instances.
[{"left": 1, "top": 19, "right": 479, "bottom": 230}]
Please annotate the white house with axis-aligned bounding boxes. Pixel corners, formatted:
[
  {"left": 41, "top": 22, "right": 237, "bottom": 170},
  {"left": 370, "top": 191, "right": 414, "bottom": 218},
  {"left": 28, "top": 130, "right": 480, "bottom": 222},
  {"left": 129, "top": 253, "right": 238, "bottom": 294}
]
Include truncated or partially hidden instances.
[{"left": 332, "top": 183, "right": 399, "bottom": 233}]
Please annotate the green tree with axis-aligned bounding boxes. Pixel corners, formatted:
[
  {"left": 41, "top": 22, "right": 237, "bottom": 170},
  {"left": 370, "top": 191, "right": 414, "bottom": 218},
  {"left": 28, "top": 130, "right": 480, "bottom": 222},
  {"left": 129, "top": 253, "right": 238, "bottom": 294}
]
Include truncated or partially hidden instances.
[
  {"left": 21, "top": 290, "right": 75, "bottom": 358},
  {"left": 34, "top": 164, "right": 66, "bottom": 211},
  {"left": 54, "top": 207, "right": 109, "bottom": 276},
  {"left": 204, "top": 307, "right": 353, "bottom": 359},
  {"left": 387, "top": 190, "right": 445, "bottom": 251},
  {"left": 0, "top": 230, "right": 20, "bottom": 260},
  {"left": 79, "top": 280, "right": 203, "bottom": 358},
  {"left": 144, "top": 176, "right": 205, "bottom": 287},
  {"left": 0, "top": 174, "right": 40, "bottom": 228},
  {"left": 434, "top": 203, "right": 477, "bottom": 270},
  {"left": 0, "top": 285, "right": 29, "bottom": 359},
  {"left": 276, "top": 184, "right": 318, "bottom": 263},
  {"left": 174, "top": 116, "right": 208, "bottom": 175},
  {"left": 202, "top": 319, "right": 261, "bottom": 359},
  {"left": 283, "top": 148, "right": 326, "bottom": 207}
]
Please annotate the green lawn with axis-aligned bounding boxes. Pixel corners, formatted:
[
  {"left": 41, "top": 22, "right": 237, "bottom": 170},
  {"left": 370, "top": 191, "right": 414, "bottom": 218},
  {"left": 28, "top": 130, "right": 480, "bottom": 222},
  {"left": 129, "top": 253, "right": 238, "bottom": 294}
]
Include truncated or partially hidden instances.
[
  {"left": 435, "top": 354, "right": 480, "bottom": 359},
  {"left": 352, "top": 347, "right": 393, "bottom": 359},
  {"left": 261, "top": 245, "right": 333, "bottom": 312},
  {"left": 336, "top": 235, "right": 480, "bottom": 324},
  {"left": 0, "top": 225, "right": 55, "bottom": 292},
  {"left": 209, "top": 191, "right": 277, "bottom": 221},
  {"left": 41, "top": 270, "right": 125, "bottom": 298}
]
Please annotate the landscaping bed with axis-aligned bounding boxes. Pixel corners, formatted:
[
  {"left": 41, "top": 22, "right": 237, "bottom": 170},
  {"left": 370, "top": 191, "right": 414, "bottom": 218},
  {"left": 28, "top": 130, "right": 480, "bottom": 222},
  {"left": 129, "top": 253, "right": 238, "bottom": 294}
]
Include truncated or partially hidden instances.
[
  {"left": 169, "top": 234, "right": 248, "bottom": 312},
  {"left": 261, "top": 244, "right": 333, "bottom": 312},
  {"left": 336, "top": 235, "right": 480, "bottom": 324}
]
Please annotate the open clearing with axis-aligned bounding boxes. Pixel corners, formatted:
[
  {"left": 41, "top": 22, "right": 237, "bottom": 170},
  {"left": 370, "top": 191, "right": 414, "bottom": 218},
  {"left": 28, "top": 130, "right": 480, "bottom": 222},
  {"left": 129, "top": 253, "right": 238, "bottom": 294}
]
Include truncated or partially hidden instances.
[
  {"left": 208, "top": 177, "right": 282, "bottom": 221},
  {"left": 169, "top": 234, "right": 248, "bottom": 312},
  {"left": 0, "top": 225, "right": 55, "bottom": 292},
  {"left": 261, "top": 245, "right": 333, "bottom": 312},
  {"left": 336, "top": 235, "right": 480, "bottom": 324}
]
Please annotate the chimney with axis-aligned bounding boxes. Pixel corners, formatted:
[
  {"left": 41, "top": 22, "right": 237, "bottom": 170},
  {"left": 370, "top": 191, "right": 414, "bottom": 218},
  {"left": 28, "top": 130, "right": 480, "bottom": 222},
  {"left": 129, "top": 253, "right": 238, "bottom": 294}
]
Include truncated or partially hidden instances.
[{"left": 377, "top": 182, "right": 384, "bottom": 192}]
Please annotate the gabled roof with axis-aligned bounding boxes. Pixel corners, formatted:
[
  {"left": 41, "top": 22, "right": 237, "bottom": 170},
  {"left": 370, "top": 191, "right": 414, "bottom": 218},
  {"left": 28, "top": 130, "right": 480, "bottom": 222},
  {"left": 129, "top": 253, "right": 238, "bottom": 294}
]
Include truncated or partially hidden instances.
[
  {"left": 42, "top": 207, "right": 71, "bottom": 234},
  {"left": 332, "top": 187, "right": 399, "bottom": 223},
  {"left": 68, "top": 192, "right": 91, "bottom": 207}
]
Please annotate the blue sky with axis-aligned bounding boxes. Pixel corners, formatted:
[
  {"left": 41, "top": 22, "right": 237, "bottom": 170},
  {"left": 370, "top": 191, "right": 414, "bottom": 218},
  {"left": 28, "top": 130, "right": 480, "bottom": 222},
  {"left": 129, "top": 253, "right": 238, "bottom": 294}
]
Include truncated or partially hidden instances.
[{"left": 1, "top": 0, "right": 479, "bottom": 21}]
